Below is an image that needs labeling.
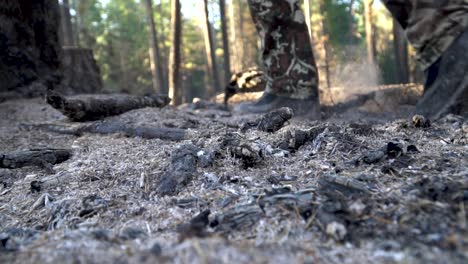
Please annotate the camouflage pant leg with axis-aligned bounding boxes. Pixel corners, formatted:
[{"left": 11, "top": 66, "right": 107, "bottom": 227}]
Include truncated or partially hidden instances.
[
  {"left": 247, "top": 0, "right": 319, "bottom": 100},
  {"left": 382, "top": 0, "right": 468, "bottom": 70}
]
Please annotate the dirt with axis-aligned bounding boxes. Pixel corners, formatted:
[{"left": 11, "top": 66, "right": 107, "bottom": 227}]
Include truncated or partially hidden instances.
[{"left": 0, "top": 97, "right": 467, "bottom": 264}]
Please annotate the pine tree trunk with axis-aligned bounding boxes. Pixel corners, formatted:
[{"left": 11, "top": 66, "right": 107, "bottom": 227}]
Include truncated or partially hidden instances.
[
  {"left": 393, "top": 18, "right": 409, "bottom": 84},
  {"left": 168, "top": 0, "right": 182, "bottom": 105},
  {"left": 60, "top": 0, "right": 75, "bottom": 47},
  {"left": 202, "top": 0, "right": 221, "bottom": 97},
  {"left": 219, "top": 0, "right": 231, "bottom": 85},
  {"left": 348, "top": 0, "right": 356, "bottom": 41},
  {"left": 319, "top": 0, "right": 331, "bottom": 89},
  {"left": 364, "top": 0, "right": 376, "bottom": 65},
  {"left": 0, "top": 0, "right": 62, "bottom": 94},
  {"left": 144, "top": 0, "right": 166, "bottom": 94},
  {"left": 228, "top": 0, "right": 240, "bottom": 72},
  {"left": 158, "top": 0, "right": 169, "bottom": 93}
]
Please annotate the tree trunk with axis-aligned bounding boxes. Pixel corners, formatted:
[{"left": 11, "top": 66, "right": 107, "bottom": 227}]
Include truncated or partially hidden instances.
[
  {"left": 168, "top": 0, "right": 182, "bottom": 105},
  {"left": 60, "top": 0, "right": 75, "bottom": 47},
  {"left": 364, "top": 0, "right": 376, "bottom": 65},
  {"left": 237, "top": 0, "right": 247, "bottom": 69},
  {"left": 144, "top": 0, "right": 166, "bottom": 94},
  {"left": 0, "top": 0, "right": 62, "bottom": 94},
  {"left": 202, "top": 0, "right": 221, "bottom": 97},
  {"left": 319, "top": 0, "right": 331, "bottom": 89},
  {"left": 348, "top": 0, "right": 356, "bottom": 41},
  {"left": 219, "top": 0, "right": 231, "bottom": 85},
  {"left": 158, "top": 0, "right": 169, "bottom": 93},
  {"left": 228, "top": 0, "right": 240, "bottom": 72},
  {"left": 393, "top": 18, "right": 409, "bottom": 84},
  {"left": 304, "top": 0, "right": 313, "bottom": 45}
]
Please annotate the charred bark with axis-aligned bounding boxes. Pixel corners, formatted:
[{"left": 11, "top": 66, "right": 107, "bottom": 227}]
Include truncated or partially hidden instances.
[
  {"left": 46, "top": 92, "right": 170, "bottom": 122},
  {"left": 22, "top": 121, "right": 187, "bottom": 142},
  {"left": 0, "top": 0, "right": 62, "bottom": 94},
  {"left": 0, "top": 148, "right": 72, "bottom": 169}
]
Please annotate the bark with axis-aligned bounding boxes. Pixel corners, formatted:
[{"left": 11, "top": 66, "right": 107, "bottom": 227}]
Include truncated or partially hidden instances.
[
  {"left": 61, "top": 47, "right": 102, "bottom": 94},
  {"left": 22, "top": 122, "right": 187, "bottom": 142},
  {"left": 144, "top": 0, "right": 166, "bottom": 94},
  {"left": 364, "top": 0, "right": 376, "bottom": 65},
  {"left": 60, "top": 0, "right": 75, "bottom": 46},
  {"left": 157, "top": 0, "right": 169, "bottom": 93},
  {"left": 0, "top": 0, "right": 62, "bottom": 93},
  {"left": 349, "top": 0, "right": 356, "bottom": 41},
  {"left": 319, "top": 0, "right": 332, "bottom": 89},
  {"left": 46, "top": 92, "right": 170, "bottom": 122},
  {"left": 228, "top": 0, "right": 240, "bottom": 72},
  {"left": 240, "top": 107, "right": 294, "bottom": 133},
  {"left": 168, "top": 0, "right": 182, "bottom": 105},
  {"left": 219, "top": 0, "right": 231, "bottom": 85},
  {"left": 156, "top": 144, "right": 199, "bottom": 196},
  {"left": 0, "top": 149, "right": 72, "bottom": 169},
  {"left": 393, "top": 18, "right": 409, "bottom": 84},
  {"left": 202, "top": 0, "right": 221, "bottom": 97}
]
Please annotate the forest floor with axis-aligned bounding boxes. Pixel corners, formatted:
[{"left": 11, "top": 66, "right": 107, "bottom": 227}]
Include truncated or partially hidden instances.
[{"left": 0, "top": 94, "right": 467, "bottom": 264}]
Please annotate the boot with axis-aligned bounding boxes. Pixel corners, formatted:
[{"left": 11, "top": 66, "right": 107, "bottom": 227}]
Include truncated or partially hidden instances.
[
  {"left": 417, "top": 30, "right": 468, "bottom": 119},
  {"left": 234, "top": 92, "right": 320, "bottom": 118}
]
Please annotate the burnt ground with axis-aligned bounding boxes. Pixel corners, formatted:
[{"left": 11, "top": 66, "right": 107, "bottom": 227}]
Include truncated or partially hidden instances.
[{"left": 0, "top": 96, "right": 467, "bottom": 264}]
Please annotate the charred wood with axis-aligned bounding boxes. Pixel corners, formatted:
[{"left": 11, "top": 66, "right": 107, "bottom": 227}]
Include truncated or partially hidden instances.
[
  {"left": 0, "top": 148, "right": 72, "bottom": 170},
  {"left": 47, "top": 92, "right": 170, "bottom": 121}
]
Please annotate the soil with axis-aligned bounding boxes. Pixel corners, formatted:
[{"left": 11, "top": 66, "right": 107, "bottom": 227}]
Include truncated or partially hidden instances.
[{"left": 0, "top": 96, "right": 467, "bottom": 264}]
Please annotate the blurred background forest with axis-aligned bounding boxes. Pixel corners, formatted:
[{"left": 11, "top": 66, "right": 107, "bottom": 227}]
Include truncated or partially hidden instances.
[{"left": 59, "top": 0, "right": 424, "bottom": 104}]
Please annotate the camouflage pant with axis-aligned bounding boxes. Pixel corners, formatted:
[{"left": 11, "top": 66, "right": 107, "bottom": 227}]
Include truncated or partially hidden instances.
[
  {"left": 382, "top": 0, "right": 468, "bottom": 70},
  {"left": 247, "top": 0, "right": 319, "bottom": 100}
]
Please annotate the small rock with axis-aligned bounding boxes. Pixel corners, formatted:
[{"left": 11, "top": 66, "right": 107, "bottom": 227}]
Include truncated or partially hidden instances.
[
  {"left": 406, "top": 145, "right": 419, "bottom": 153},
  {"left": 386, "top": 142, "right": 403, "bottom": 158},
  {"left": 462, "top": 122, "right": 468, "bottom": 133},
  {"left": 150, "top": 242, "right": 162, "bottom": 256},
  {"left": 326, "top": 221, "right": 347, "bottom": 241}
]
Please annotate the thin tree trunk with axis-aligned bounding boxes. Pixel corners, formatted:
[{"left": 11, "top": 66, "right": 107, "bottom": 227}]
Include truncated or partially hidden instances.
[
  {"left": 168, "top": 0, "right": 182, "bottom": 105},
  {"left": 158, "top": 0, "right": 169, "bottom": 93},
  {"left": 202, "top": 0, "right": 221, "bottom": 97},
  {"left": 348, "top": 0, "right": 356, "bottom": 41},
  {"left": 71, "top": 0, "right": 80, "bottom": 46},
  {"left": 144, "top": 0, "right": 165, "bottom": 94},
  {"left": 219, "top": 0, "right": 231, "bottom": 85},
  {"left": 364, "top": 0, "right": 376, "bottom": 65},
  {"left": 319, "top": 1, "right": 331, "bottom": 89},
  {"left": 238, "top": 0, "right": 246, "bottom": 69},
  {"left": 393, "top": 18, "right": 409, "bottom": 84},
  {"left": 228, "top": 0, "right": 240, "bottom": 72},
  {"left": 60, "top": 0, "right": 75, "bottom": 46}
]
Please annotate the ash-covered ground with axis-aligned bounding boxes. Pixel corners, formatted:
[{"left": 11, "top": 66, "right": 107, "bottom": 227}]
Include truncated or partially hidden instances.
[{"left": 0, "top": 96, "right": 467, "bottom": 264}]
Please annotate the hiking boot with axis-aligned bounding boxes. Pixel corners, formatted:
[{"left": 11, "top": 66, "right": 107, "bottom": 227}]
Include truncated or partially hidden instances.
[
  {"left": 417, "top": 29, "right": 468, "bottom": 119},
  {"left": 234, "top": 92, "right": 320, "bottom": 118}
]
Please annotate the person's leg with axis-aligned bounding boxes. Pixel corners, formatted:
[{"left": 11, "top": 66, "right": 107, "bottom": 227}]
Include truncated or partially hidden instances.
[
  {"left": 236, "top": 0, "right": 320, "bottom": 116},
  {"left": 382, "top": 0, "right": 468, "bottom": 118},
  {"left": 417, "top": 30, "right": 468, "bottom": 118}
]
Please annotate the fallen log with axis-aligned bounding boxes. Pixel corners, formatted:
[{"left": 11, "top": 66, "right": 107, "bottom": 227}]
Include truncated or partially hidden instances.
[
  {"left": 0, "top": 148, "right": 72, "bottom": 170},
  {"left": 21, "top": 120, "right": 187, "bottom": 141},
  {"left": 47, "top": 92, "right": 171, "bottom": 121}
]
